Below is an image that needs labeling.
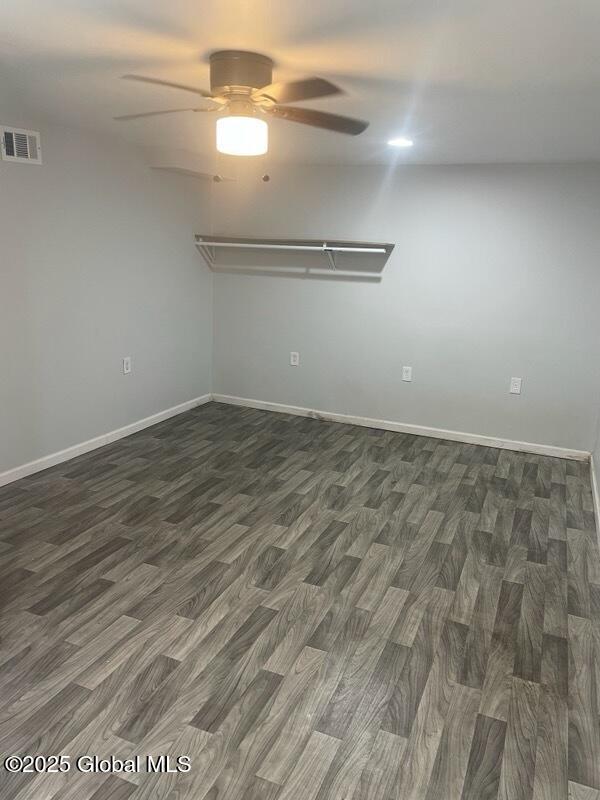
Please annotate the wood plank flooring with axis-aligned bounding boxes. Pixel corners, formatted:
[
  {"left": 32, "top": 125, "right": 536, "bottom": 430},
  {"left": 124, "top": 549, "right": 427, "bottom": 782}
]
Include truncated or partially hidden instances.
[{"left": 0, "top": 401, "right": 599, "bottom": 799}]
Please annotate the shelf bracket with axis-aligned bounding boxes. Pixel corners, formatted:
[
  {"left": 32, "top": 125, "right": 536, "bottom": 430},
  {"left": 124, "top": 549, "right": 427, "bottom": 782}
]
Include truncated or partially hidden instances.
[
  {"left": 323, "top": 243, "right": 336, "bottom": 271},
  {"left": 196, "top": 243, "right": 215, "bottom": 269}
]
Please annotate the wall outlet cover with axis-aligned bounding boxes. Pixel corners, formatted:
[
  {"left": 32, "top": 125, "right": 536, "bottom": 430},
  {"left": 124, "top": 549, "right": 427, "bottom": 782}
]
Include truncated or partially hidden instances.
[
  {"left": 402, "top": 366, "right": 413, "bottom": 382},
  {"left": 510, "top": 376, "right": 522, "bottom": 394},
  {"left": 123, "top": 356, "right": 132, "bottom": 375},
  {"left": 290, "top": 351, "right": 300, "bottom": 367}
]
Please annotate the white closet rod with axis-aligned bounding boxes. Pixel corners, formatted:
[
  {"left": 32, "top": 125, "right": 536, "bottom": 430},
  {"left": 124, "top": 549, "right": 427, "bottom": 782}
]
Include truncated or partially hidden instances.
[{"left": 196, "top": 241, "right": 387, "bottom": 254}]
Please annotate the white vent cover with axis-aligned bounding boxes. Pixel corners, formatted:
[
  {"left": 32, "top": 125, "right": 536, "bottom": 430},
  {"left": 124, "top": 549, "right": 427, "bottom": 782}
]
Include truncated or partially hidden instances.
[{"left": 1, "top": 126, "right": 42, "bottom": 164}]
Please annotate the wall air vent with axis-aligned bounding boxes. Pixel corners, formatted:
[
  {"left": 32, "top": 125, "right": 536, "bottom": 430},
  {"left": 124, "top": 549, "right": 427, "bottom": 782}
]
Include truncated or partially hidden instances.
[{"left": 1, "top": 126, "right": 42, "bottom": 164}]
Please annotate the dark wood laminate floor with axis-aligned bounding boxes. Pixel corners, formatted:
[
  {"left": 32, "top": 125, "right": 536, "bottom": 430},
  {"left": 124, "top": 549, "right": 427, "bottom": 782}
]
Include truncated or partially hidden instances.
[{"left": 1, "top": 402, "right": 599, "bottom": 800}]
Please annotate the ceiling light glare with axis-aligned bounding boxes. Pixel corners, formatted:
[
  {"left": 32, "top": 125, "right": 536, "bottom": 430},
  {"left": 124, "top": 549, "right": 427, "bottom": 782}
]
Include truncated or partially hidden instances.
[
  {"left": 387, "top": 136, "right": 414, "bottom": 148},
  {"left": 216, "top": 116, "right": 268, "bottom": 156}
]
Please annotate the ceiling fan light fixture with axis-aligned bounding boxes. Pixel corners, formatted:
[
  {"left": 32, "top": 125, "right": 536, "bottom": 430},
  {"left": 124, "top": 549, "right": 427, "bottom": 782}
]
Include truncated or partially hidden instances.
[
  {"left": 216, "top": 115, "right": 268, "bottom": 156},
  {"left": 388, "top": 136, "right": 414, "bottom": 148}
]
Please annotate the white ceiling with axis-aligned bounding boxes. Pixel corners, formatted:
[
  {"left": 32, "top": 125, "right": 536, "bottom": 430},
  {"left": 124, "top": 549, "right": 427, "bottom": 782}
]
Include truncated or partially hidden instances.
[{"left": 2, "top": 0, "right": 600, "bottom": 165}]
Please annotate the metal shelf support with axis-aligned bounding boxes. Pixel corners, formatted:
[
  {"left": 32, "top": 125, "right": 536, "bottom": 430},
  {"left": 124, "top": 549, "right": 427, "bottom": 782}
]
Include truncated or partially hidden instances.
[{"left": 323, "top": 244, "right": 336, "bottom": 271}]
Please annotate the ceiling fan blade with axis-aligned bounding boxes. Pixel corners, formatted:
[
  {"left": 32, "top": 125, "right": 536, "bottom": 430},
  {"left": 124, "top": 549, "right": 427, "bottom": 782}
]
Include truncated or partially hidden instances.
[
  {"left": 253, "top": 78, "right": 342, "bottom": 104},
  {"left": 122, "top": 74, "right": 215, "bottom": 99},
  {"left": 267, "top": 105, "right": 368, "bottom": 135},
  {"left": 113, "top": 108, "right": 207, "bottom": 121},
  {"left": 152, "top": 167, "right": 236, "bottom": 182}
]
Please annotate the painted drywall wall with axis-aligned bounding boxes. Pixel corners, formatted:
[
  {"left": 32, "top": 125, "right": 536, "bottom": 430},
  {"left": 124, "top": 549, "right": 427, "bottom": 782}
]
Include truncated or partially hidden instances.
[
  {"left": 0, "top": 118, "right": 212, "bottom": 473},
  {"left": 593, "top": 411, "right": 600, "bottom": 509},
  {"left": 212, "top": 162, "right": 600, "bottom": 451}
]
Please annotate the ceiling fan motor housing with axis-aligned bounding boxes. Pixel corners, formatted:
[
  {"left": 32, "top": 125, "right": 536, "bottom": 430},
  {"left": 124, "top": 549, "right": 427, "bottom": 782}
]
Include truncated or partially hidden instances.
[{"left": 209, "top": 51, "right": 274, "bottom": 95}]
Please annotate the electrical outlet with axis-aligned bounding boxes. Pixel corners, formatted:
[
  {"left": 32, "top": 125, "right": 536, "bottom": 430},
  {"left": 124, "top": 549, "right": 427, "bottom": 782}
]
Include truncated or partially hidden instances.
[
  {"left": 402, "top": 365, "right": 413, "bottom": 382},
  {"left": 509, "top": 376, "right": 522, "bottom": 394},
  {"left": 123, "top": 356, "right": 132, "bottom": 375},
  {"left": 290, "top": 351, "right": 300, "bottom": 367}
]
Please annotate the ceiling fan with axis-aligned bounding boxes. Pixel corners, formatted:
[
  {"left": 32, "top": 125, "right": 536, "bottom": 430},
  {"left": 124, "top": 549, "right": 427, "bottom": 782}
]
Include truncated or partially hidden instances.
[{"left": 114, "top": 50, "right": 369, "bottom": 156}]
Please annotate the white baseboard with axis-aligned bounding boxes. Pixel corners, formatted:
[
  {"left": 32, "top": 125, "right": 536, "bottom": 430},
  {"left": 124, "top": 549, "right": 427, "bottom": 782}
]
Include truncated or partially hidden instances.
[
  {"left": 212, "top": 393, "right": 590, "bottom": 462},
  {"left": 0, "top": 394, "right": 212, "bottom": 488},
  {"left": 1, "top": 391, "right": 591, "bottom": 490},
  {"left": 591, "top": 454, "right": 600, "bottom": 534}
]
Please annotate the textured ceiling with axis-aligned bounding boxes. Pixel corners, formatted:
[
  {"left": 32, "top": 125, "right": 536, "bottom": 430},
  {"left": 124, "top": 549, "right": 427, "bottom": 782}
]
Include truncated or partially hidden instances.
[{"left": 2, "top": 0, "right": 600, "bottom": 165}]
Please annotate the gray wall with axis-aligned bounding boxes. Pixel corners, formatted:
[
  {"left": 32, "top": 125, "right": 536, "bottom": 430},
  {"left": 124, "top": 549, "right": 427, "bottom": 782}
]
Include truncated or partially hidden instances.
[
  {"left": 0, "top": 118, "right": 212, "bottom": 473},
  {"left": 593, "top": 413, "right": 600, "bottom": 490},
  {"left": 213, "top": 163, "right": 600, "bottom": 452},
  {"left": 2, "top": 122, "right": 599, "bottom": 476}
]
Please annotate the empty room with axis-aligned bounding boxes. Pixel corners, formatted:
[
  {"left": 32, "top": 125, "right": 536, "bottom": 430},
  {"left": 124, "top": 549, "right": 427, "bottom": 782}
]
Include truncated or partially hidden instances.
[{"left": 1, "top": 1, "right": 600, "bottom": 798}]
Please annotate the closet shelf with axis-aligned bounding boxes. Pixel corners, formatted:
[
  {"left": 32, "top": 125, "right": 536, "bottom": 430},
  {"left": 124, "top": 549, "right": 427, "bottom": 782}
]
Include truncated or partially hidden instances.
[{"left": 194, "top": 234, "right": 394, "bottom": 278}]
